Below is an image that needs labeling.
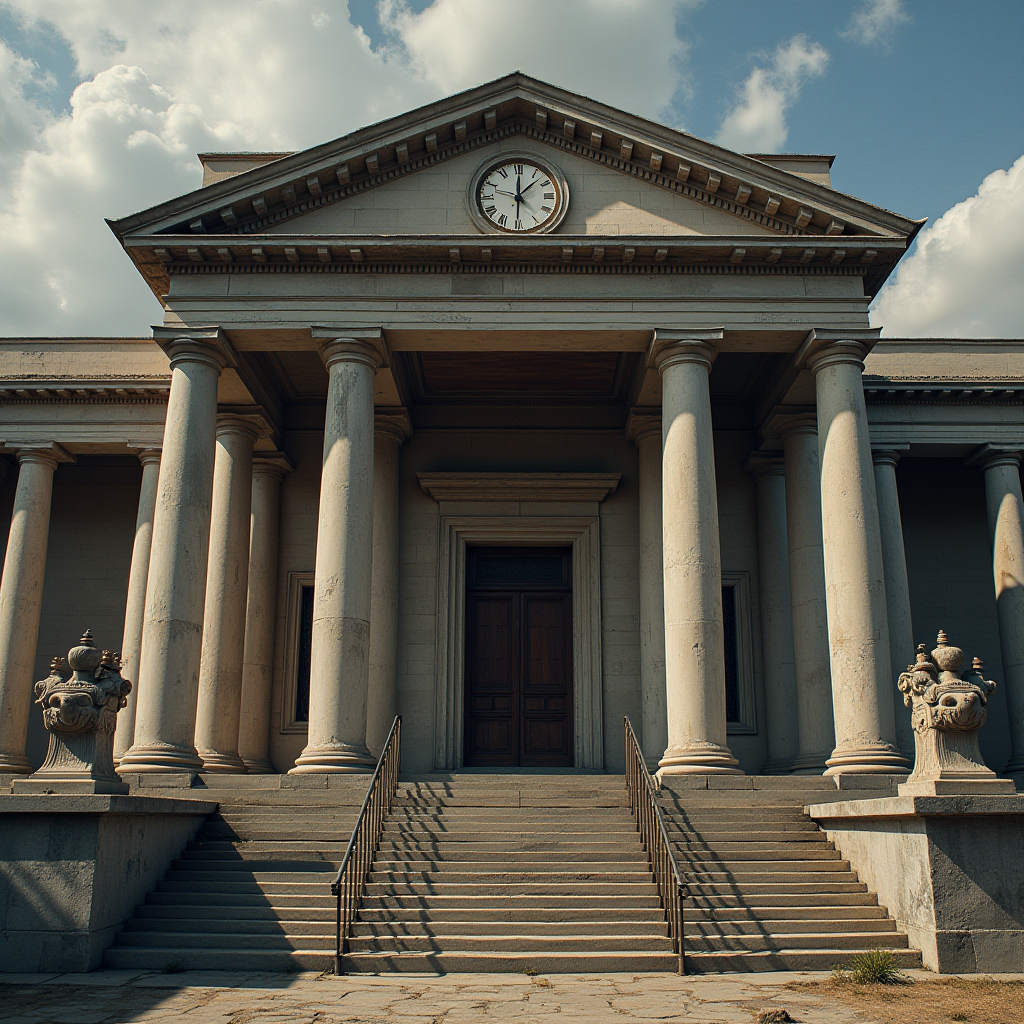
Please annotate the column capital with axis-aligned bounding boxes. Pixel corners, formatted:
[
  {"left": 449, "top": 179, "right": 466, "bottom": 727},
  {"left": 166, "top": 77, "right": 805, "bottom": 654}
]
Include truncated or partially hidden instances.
[
  {"left": 312, "top": 327, "right": 389, "bottom": 371},
  {"left": 871, "top": 444, "right": 910, "bottom": 469},
  {"left": 761, "top": 408, "right": 818, "bottom": 440},
  {"left": 796, "top": 327, "right": 881, "bottom": 374},
  {"left": 252, "top": 451, "right": 295, "bottom": 480},
  {"left": 647, "top": 328, "right": 723, "bottom": 375},
  {"left": 743, "top": 451, "right": 786, "bottom": 478},
  {"left": 11, "top": 442, "right": 73, "bottom": 468},
  {"left": 374, "top": 407, "right": 412, "bottom": 445},
  {"left": 152, "top": 326, "right": 232, "bottom": 372},
  {"left": 968, "top": 443, "right": 1023, "bottom": 470},
  {"left": 127, "top": 443, "right": 162, "bottom": 468},
  {"left": 625, "top": 407, "right": 661, "bottom": 445},
  {"left": 215, "top": 411, "right": 267, "bottom": 443}
]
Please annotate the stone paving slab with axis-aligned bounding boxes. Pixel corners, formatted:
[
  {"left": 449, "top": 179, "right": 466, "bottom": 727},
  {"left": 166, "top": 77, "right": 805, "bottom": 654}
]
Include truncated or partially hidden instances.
[{"left": 3, "top": 969, "right": 1020, "bottom": 1023}]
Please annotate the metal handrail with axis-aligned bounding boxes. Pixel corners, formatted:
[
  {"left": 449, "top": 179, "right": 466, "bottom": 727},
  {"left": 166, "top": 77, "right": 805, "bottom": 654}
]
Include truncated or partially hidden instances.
[
  {"left": 332, "top": 715, "right": 402, "bottom": 973},
  {"left": 624, "top": 716, "right": 688, "bottom": 975}
]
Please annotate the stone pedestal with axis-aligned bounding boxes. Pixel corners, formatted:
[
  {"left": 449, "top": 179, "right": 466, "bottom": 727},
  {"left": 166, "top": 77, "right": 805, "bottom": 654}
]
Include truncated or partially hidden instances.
[
  {"left": 649, "top": 329, "right": 739, "bottom": 776},
  {"left": 809, "top": 795, "right": 1024, "bottom": 972}
]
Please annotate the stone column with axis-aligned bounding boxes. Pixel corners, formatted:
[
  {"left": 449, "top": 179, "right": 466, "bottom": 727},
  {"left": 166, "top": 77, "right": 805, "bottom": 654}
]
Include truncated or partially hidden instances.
[
  {"left": 627, "top": 409, "right": 667, "bottom": 765},
  {"left": 365, "top": 409, "right": 411, "bottom": 759},
  {"left": 119, "top": 330, "right": 228, "bottom": 773},
  {"left": 194, "top": 415, "right": 262, "bottom": 772},
  {"left": 973, "top": 446, "right": 1024, "bottom": 777},
  {"left": 771, "top": 413, "right": 835, "bottom": 773},
  {"left": 237, "top": 453, "right": 292, "bottom": 773},
  {"left": 113, "top": 448, "right": 161, "bottom": 764},
  {"left": 872, "top": 446, "right": 917, "bottom": 760},
  {"left": 800, "top": 329, "right": 908, "bottom": 775},
  {"left": 650, "top": 329, "right": 740, "bottom": 775},
  {"left": 745, "top": 453, "right": 799, "bottom": 773},
  {"left": 291, "top": 329, "right": 386, "bottom": 774},
  {"left": 0, "top": 444, "right": 68, "bottom": 773}
]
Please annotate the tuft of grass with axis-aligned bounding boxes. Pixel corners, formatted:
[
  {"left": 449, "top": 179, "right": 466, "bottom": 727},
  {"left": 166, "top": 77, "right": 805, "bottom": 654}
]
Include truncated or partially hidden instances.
[
  {"left": 847, "top": 949, "right": 910, "bottom": 985},
  {"left": 162, "top": 958, "right": 185, "bottom": 975},
  {"left": 754, "top": 1010, "right": 796, "bottom": 1023},
  {"left": 950, "top": 1014, "right": 969, "bottom": 1022},
  {"left": 523, "top": 967, "right": 538, "bottom": 977}
]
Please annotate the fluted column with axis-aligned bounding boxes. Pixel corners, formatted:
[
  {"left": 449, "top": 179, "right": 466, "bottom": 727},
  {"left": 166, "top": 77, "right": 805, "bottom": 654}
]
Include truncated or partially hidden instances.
[
  {"left": 769, "top": 413, "right": 835, "bottom": 773},
  {"left": 800, "top": 329, "right": 908, "bottom": 775},
  {"left": 0, "top": 444, "right": 68, "bottom": 773},
  {"left": 291, "top": 329, "right": 386, "bottom": 774},
  {"left": 366, "top": 409, "right": 411, "bottom": 759},
  {"left": 745, "top": 453, "right": 799, "bottom": 773},
  {"left": 119, "top": 330, "right": 228, "bottom": 773},
  {"left": 973, "top": 446, "right": 1024, "bottom": 777},
  {"left": 194, "top": 415, "right": 261, "bottom": 772},
  {"left": 872, "top": 447, "right": 916, "bottom": 760},
  {"left": 113, "top": 448, "right": 162, "bottom": 764},
  {"left": 627, "top": 409, "right": 667, "bottom": 765},
  {"left": 237, "top": 453, "right": 292, "bottom": 774},
  {"left": 650, "top": 329, "right": 740, "bottom": 776}
]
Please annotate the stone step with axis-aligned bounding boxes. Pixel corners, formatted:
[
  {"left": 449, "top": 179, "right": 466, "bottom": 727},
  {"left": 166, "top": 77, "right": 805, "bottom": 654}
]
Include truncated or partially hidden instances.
[
  {"left": 684, "top": 918, "right": 897, "bottom": 936},
  {"left": 686, "top": 890, "right": 873, "bottom": 906},
  {"left": 361, "top": 882, "right": 660, "bottom": 896},
  {"left": 683, "top": 948, "right": 922, "bottom": 973},
  {"left": 692, "top": 905, "right": 888, "bottom": 921},
  {"left": 369, "top": 857, "right": 649, "bottom": 870},
  {"left": 672, "top": 847, "right": 840, "bottom": 861},
  {"left": 345, "top": 935, "right": 674, "bottom": 954},
  {"left": 358, "top": 894, "right": 662, "bottom": 910},
  {"left": 365, "top": 870, "right": 655, "bottom": 883},
  {"left": 351, "top": 920, "right": 668, "bottom": 937},
  {"left": 685, "top": 881, "right": 868, "bottom": 895},
  {"left": 683, "top": 932, "right": 910, "bottom": 952}
]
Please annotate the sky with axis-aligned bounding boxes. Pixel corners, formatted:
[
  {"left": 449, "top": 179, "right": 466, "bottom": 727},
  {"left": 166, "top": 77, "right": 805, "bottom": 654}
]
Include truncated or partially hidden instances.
[{"left": 0, "top": 0, "right": 1021, "bottom": 338}]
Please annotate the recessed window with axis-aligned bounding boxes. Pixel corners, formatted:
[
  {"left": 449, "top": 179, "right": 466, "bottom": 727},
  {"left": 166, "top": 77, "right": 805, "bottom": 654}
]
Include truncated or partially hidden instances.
[{"left": 294, "top": 584, "right": 314, "bottom": 723}]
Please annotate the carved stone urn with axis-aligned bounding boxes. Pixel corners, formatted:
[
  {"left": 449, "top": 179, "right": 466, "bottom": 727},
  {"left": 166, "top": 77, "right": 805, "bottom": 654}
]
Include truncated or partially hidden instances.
[
  {"left": 897, "top": 630, "right": 1015, "bottom": 796},
  {"left": 15, "top": 630, "right": 133, "bottom": 794}
]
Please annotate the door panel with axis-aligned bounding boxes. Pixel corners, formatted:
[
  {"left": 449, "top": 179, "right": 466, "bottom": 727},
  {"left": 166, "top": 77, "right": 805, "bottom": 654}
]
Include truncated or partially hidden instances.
[{"left": 463, "top": 548, "right": 573, "bottom": 768}]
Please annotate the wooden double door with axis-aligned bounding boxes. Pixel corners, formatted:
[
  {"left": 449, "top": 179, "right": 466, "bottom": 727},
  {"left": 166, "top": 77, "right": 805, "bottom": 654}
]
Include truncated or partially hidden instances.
[{"left": 464, "top": 547, "right": 573, "bottom": 767}]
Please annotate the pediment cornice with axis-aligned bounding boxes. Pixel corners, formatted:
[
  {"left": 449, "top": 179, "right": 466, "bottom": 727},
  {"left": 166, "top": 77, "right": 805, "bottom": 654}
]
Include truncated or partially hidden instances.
[{"left": 109, "top": 74, "right": 922, "bottom": 245}]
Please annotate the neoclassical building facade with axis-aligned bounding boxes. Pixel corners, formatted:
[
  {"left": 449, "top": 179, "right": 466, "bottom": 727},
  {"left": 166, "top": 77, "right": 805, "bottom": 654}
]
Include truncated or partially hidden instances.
[{"left": 1, "top": 74, "right": 1022, "bottom": 783}]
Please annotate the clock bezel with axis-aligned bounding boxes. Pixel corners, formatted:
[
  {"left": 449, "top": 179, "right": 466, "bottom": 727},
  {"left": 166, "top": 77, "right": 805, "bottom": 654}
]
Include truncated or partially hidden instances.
[{"left": 467, "top": 152, "right": 570, "bottom": 235}]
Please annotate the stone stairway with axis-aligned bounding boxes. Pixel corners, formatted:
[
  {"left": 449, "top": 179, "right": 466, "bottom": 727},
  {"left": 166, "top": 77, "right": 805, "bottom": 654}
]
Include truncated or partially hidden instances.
[
  {"left": 341, "top": 775, "right": 676, "bottom": 972},
  {"left": 657, "top": 784, "right": 923, "bottom": 972},
  {"left": 103, "top": 773, "right": 921, "bottom": 975}
]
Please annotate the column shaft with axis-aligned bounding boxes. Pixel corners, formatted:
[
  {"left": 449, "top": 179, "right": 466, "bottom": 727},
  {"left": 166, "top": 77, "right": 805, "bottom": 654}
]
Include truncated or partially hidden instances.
[
  {"left": 194, "top": 417, "right": 260, "bottom": 772},
  {"left": 627, "top": 412, "right": 667, "bottom": 765},
  {"left": 113, "top": 450, "right": 162, "bottom": 763},
  {"left": 365, "top": 412, "right": 410, "bottom": 759},
  {"left": 747, "top": 457, "right": 799, "bottom": 773},
  {"left": 238, "top": 456, "right": 290, "bottom": 773},
  {"left": 979, "top": 451, "right": 1024, "bottom": 775},
  {"left": 872, "top": 449, "right": 916, "bottom": 759},
  {"left": 781, "top": 421, "right": 835, "bottom": 772},
  {"left": 119, "top": 336, "right": 226, "bottom": 773},
  {"left": 291, "top": 334, "right": 384, "bottom": 773},
  {"left": 0, "top": 448, "right": 63, "bottom": 773},
  {"left": 652, "top": 331, "right": 739, "bottom": 775},
  {"left": 804, "top": 332, "right": 908, "bottom": 774}
]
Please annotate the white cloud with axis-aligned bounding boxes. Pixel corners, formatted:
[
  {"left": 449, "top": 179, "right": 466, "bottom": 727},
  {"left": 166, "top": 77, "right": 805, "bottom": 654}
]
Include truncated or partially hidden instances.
[
  {"left": 841, "top": 0, "right": 910, "bottom": 48},
  {"left": 872, "top": 155, "right": 1024, "bottom": 337},
  {"left": 0, "top": 0, "right": 698, "bottom": 334},
  {"left": 378, "top": 0, "right": 692, "bottom": 122},
  {"left": 715, "top": 35, "right": 828, "bottom": 153}
]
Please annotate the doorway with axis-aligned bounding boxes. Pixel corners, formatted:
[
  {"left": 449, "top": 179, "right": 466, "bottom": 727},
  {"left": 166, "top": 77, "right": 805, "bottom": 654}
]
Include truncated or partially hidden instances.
[{"left": 463, "top": 546, "right": 574, "bottom": 767}]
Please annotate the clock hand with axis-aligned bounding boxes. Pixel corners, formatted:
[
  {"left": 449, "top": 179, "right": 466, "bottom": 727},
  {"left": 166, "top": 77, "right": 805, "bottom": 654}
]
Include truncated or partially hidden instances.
[{"left": 520, "top": 178, "right": 540, "bottom": 195}]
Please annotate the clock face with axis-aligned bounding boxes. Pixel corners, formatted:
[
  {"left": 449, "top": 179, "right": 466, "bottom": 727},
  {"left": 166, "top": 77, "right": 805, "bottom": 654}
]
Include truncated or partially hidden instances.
[{"left": 476, "top": 160, "right": 562, "bottom": 233}]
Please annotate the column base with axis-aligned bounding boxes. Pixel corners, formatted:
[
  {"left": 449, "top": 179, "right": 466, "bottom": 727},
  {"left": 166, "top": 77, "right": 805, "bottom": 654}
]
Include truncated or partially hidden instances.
[
  {"left": 824, "top": 744, "right": 910, "bottom": 775},
  {"left": 789, "top": 751, "right": 832, "bottom": 775},
  {"left": 116, "top": 743, "right": 204, "bottom": 773},
  {"left": 657, "top": 743, "right": 742, "bottom": 776},
  {"left": 760, "top": 757, "right": 795, "bottom": 775},
  {"left": 241, "top": 758, "right": 276, "bottom": 774},
  {"left": 289, "top": 743, "right": 375, "bottom": 774},
  {"left": 1002, "top": 755, "right": 1024, "bottom": 779},
  {"left": 0, "top": 754, "right": 32, "bottom": 774},
  {"left": 199, "top": 751, "right": 248, "bottom": 773}
]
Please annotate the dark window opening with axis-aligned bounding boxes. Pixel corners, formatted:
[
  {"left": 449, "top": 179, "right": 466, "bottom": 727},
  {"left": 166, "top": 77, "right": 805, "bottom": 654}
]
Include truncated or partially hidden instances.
[
  {"left": 294, "top": 584, "right": 315, "bottom": 722},
  {"left": 722, "top": 584, "right": 739, "bottom": 722}
]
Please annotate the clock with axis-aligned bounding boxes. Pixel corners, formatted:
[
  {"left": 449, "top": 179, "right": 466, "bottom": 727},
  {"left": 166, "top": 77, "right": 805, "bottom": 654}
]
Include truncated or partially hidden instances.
[{"left": 468, "top": 154, "right": 569, "bottom": 234}]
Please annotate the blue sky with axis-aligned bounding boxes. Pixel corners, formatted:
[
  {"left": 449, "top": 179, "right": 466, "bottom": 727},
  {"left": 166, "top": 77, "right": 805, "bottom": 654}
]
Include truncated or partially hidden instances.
[{"left": 0, "top": 0, "right": 1021, "bottom": 336}]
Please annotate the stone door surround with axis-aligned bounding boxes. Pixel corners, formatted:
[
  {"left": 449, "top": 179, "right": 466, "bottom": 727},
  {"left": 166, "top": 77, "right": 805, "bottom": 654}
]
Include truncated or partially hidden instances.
[{"left": 418, "top": 473, "right": 620, "bottom": 771}]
